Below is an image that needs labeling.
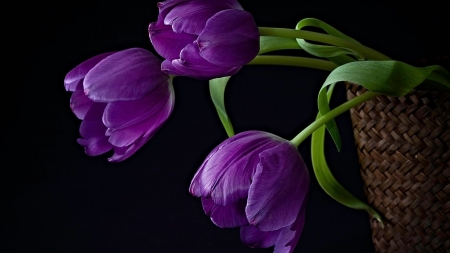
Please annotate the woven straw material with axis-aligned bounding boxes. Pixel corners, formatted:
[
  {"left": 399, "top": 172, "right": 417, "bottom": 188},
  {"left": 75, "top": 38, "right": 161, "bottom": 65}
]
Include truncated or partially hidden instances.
[{"left": 346, "top": 83, "right": 450, "bottom": 253}]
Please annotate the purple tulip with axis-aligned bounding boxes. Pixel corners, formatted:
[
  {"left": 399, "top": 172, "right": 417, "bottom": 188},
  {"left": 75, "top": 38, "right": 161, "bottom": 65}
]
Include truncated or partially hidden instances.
[
  {"left": 148, "top": 0, "right": 260, "bottom": 79},
  {"left": 64, "top": 48, "right": 175, "bottom": 162},
  {"left": 189, "top": 131, "right": 309, "bottom": 253}
]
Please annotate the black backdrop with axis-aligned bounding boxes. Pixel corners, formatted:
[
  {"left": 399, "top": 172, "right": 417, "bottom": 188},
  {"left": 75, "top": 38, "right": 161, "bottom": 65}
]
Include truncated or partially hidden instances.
[{"left": 4, "top": 0, "right": 449, "bottom": 252}]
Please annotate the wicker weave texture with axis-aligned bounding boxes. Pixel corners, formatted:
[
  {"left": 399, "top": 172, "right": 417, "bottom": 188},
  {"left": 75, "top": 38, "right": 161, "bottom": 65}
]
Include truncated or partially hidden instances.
[{"left": 346, "top": 83, "right": 450, "bottom": 253}]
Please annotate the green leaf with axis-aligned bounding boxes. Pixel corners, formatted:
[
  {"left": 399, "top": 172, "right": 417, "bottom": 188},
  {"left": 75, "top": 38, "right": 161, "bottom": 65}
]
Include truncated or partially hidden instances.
[
  {"left": 209, "top": 76, "right": 235, "bottom": 137},
  {"left": 311, "top": 123, "right": 383, "bottom": 227},
  {"left": 418, "top": 66, "right": 450, "bottom": 90},
  {"left": 296, "top": 18, "right": 361, "bottom": 43},
  {"left": 321, "top": 84, "right": 341, "bottom": 152},
  {"left": 295, "top": 18, "right": 364, "bottom": 63},
  {"left": 259, "top": 36, "right": 302, "bottom": 54},
  {"left": 327, "top": 55, "right": 357, "bottom": 66},
  {"left": 296, "top": 39, "right": 363, "bottom": 60},
  {"left": 316, "top": 82, "right": 341, "bottom": 152},
  {"left": 321, "top": 60, "right": 450, "bottom": 97},
  {"left": 293, "top": 18, "right": 374, "bottom": 151},
  {"left": 317, "top": 60, "right": 450, "bottom": 152},
  {"left": 311, "top": 84, "right": 383, "bottom": 226}
]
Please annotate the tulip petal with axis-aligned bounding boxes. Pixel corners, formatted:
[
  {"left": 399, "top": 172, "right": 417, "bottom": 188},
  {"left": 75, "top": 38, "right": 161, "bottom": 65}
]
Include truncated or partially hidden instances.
[
  {"left": 157, "top": 0, "right": 188, "bottom": 19},
  {"left": 108, "top": 135, "right": 149, "bottom": 162},
  {"left": 64, "top": 52, "right": 115, "bottom": 91},
  {"left": 240, "top": 225, "right": 281, "bottom": 248},
  {"left": 197, "top": 9, "right": 259, "bottom": 68},
  {"left": 78, "top": 102, "right": 107, "bottom": 138},
  {"left": 77, "top": 102, "right": 113, "bottom": 156},
  {"left": 170, "top": 43, "right": 240, "bottom": 79},
  {"left": 158, "top": 0, "right": 243, "bottom": 18},
  {"left": 161, "top": 60, "right": 181, "bottom": 76},
  {"left": 105, "top": 106, "right": 163, "bottom": 147},
  {"left": 189, "top": 131, "right": 285, "bottom": 206},
  {"left": 241, "top": 194, "right": 308, "bottom": 253},
  {"left": 166, "top": 2, "right": 227, "bottom": 35},
  {"left": 102, "top": 82, "right": 170, "bottom": 130},
  {"left": 246, "top": 142, "right": 309, "bottom": 231},
  {"left": 84, "top": 48, "right": 168, "bottom": 102},
  {"left": 159, "top": 0, "right": 243, "bottom": 34},
  {"left": 77, "top": 137, "right": 113, "bottom": 156},
  {"left": 107, "top": 84, "right": 173, "bottom": 163},
  {"left": 70, "top": 90, "right": 95, "bottom": 120},
  {"left": 201, "top": 197, "right": 248, "bottom": 228},
  {"left": 149, "top": 21, "right": 197, "bottom": 61},
  {"left": 105, "top": 83, "right": 174, "bottom": 147},
  {"left": 273, "top": 206, "right": 307, "bottom": 253}
]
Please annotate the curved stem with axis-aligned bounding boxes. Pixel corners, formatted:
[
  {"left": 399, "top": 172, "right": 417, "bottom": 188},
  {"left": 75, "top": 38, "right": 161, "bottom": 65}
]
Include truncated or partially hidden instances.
[
  {"left": 258, "top": 27, "right": 391, "bottom": 61},
  {"left": 291, "top": 91, "right": 381, "bottom": 146},
  {"left": 248, "top": 55, "right": 338, "bottom": 71}
]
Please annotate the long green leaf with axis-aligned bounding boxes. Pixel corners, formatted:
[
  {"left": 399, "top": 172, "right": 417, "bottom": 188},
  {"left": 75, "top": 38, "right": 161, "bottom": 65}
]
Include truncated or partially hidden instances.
[
  {"left": 296, "top": 18, "right": 361, "bottom": 43},
  {"left": 310, "top": 84, "right": 383, "bottom": 226},
  {"left": 296, "top": 40, "right": 362, "bottom": 60},
  {"left": 209, "top": 76, "right": 234, "bottom": 137},
  {"left": 311, "top": 123, "right": 383, "bottom": 226},
  {"left": 295, "top": 18, "right": 364, "bottom": 63},
  {"left": 294, "top": 17, "right": 365, "bottom": 150},
  {"left": 317, "top": 60, "right": 450, "bottom": 153},
  {"left": 320, "top": 60, "right": 450, "bottom": 98}
]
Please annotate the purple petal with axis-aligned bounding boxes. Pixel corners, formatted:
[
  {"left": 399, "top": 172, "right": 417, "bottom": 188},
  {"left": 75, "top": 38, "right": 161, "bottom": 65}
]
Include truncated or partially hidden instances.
[
  {"left": 103, "top": 81, "right": 174, "bottom": 147},
  {"left": 161, "top": 59, "right": 181, "bottom": 76},
  {"left": 148, "top": 21, "right": 197, "bottom": 61},
  {"left": 240, "top": 198, "right": 308, "bottom": 253},
  {"left": 197, "top": 9, "right": 259, "bottom": 68},
  {"left": 157, "top": 0, "right": 187, "bottom": 19},
  {"left": 246, "top": 142, "right": 309, "bottom": 231},
  {"left": 273, "top": 205, "right": 307, "bottom": 253},
  {"left": 164, "top": 0, "right": 231, "bottom": 35},
  {"left": 217, "top": 0, "right": 244, "bottom": 9},
  {"left": 158, "top": 0, "right": 243, "bottom": 24},
  {"left": 201, "top": 197, "right": 248, "bottom": 228},
  {"left": 240, "top": 225, "right": 281, "bottom": 248},
  {"left": 78, "top": 102, "right": 107, "bottom": 139},
  {"left": 64, "top": 52, "right": 115, "bottom": 91},
  {"left": 108, "top": 135, "right": 149, "bottom": 162},
  {"left": 102, "top": 81, "right": 170, "bottom": 130},
  {"left": 77, "top": 102, "right": 113, "bottom": 156},
  {"left": 77, "top": 137, "right": 113, "bottom": 156},
  {"left": 189, "top": 131, "right": 285, "bottom": 206},
  {"left": 84, "top": 48, "right": 168, "bottom": 102},
  {"left": 107, "top": 85, "right": 172, "bottom": 164},
  {"left": 70, "top": 90, "right": 95, "bottom": 120},
  {"left": 169, "top": 43, "right": 240, "bottom": 79},
  {"left": 105, "top": 105, "right": 163, "bottom": 147}
]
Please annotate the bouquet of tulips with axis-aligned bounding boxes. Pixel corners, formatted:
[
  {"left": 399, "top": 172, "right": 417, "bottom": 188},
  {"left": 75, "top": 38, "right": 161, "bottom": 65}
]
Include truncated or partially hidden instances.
[{"left": 63, "top": 0, "right": 450, "bottom": 252}]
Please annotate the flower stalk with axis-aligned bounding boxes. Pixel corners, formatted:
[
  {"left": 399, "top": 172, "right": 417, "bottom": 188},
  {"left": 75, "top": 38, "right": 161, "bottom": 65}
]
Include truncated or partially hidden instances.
[{"left": 290, "top": 90, "right": 381, "bottom": 147}]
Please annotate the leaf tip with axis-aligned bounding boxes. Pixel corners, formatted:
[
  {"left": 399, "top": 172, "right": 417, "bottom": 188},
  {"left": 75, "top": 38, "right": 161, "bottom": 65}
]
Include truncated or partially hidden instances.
[{"left": 368, "top": 208, "right": 384, "bottom": 229}]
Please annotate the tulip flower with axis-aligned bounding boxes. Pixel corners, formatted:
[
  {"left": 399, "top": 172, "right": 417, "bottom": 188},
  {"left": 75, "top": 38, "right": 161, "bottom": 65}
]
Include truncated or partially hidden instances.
[
  {"left": 189, "top": 131, "right": 309, "bottom": 253},
  {"left": 64, "top": 48, "right": 175, "bottom": 162},
  {"left": 148, "top": 0, "right": 260, "bottom": 79}
]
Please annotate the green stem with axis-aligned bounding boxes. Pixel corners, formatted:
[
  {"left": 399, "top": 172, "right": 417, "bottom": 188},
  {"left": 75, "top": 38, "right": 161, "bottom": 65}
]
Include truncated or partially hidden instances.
[
  {"left": 248, "top": 55, "right": 338, "bottom": 71},
  {"left": 291, "top": 91, "right": 381, "bottom": 146},
  {"left": 258, "top": 27, "right": 391, "bottom": 61}
]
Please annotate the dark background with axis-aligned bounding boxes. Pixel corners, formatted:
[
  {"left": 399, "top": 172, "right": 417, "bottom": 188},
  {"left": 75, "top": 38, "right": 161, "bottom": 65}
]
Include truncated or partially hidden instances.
[{"left": 3, "top": 0, "right": 449, "bottom": 252}]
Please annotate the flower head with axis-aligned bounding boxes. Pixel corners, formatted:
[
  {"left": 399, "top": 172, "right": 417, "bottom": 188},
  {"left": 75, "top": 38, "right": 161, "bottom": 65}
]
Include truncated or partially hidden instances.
[
  {"left": 148, "top": 0, "right": 260, "bottom": 79},
  {"left": 64, "top": 48, "right": 175, "bottom": 162},
  {"left": 189, "top": 131, "right": 309, "bottom": 253}
]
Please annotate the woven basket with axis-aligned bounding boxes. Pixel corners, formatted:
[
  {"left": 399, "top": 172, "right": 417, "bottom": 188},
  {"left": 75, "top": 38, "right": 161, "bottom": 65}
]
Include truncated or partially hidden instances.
[{"left": 345, "top": 57, "right": 450, "bottom": 253}]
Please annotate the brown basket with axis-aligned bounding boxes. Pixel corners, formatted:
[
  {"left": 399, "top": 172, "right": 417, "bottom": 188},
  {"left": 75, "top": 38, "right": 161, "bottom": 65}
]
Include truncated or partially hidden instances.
[{"left": 345, "top": 59, "right": 450, "bottom": 253}]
